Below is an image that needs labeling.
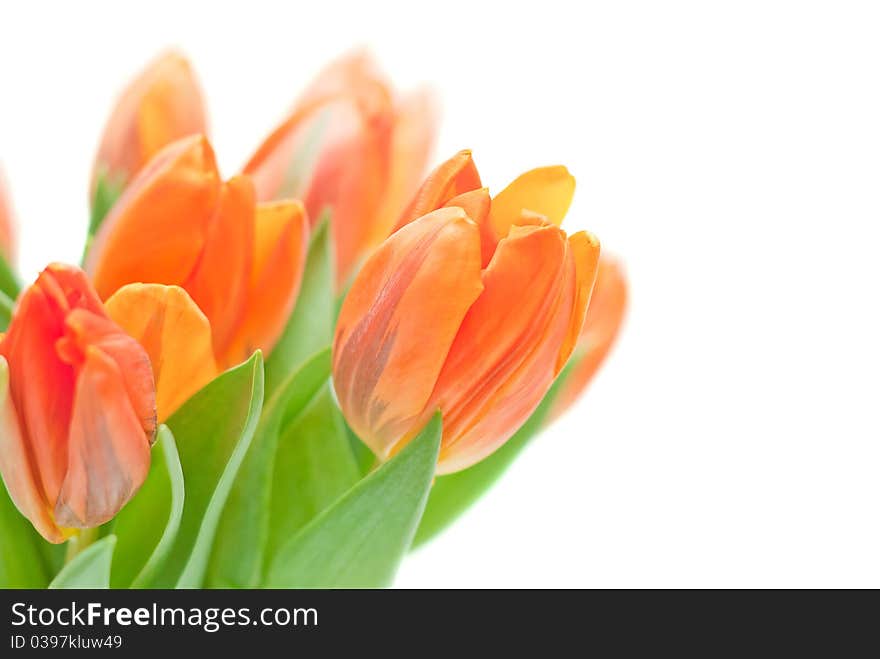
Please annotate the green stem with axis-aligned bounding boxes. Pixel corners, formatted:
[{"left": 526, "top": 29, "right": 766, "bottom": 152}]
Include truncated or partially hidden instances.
[{"left": 64, "top": 527, "right": 99, "bottom": 564}]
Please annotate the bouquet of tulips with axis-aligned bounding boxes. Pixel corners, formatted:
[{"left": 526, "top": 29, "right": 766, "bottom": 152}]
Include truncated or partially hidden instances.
[{"left": 0, "top": 51, "right": 626, "bottom": 589}]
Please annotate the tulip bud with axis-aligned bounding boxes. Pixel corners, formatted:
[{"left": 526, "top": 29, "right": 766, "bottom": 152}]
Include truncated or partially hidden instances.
[
  {"left": 244, "top": 50, "right": 436, "bottom": 284},
  {"left": 333, "top": 152, "right": 601, "bottom": 474},
  {"left": 92, "top": 51, "right": 207, "bottom": 196},
  {"left": 85, "top": 135, "right": 309, "bottom": 370},
  {"left": 550, "top": 256, "right": 628, "bottom": 420},
  {"left": 0, "top": 264, "right": 156, "bottom": 543}
]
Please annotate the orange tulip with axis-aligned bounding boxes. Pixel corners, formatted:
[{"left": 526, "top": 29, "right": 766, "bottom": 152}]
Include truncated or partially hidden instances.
[
  {"left": 92, "top": 51, "right": 207, "bottom": 194},
  {"left": 550, "top": 256, "right": 627, "bottom": 419},
  {"left": 0, "top": 170, "right": 15, "bottom": 264},
  {"left": 333, "top": 151, "right": 600, "bottom": 474},
  {"left": 0, "top": 264, "right": 156, "bottom": 543},
  {"left": 243, "top": 50, "right": 436, "bottom": 285},
  {"left": 85, "top": 135, "right": 309, "bottom": 370}
]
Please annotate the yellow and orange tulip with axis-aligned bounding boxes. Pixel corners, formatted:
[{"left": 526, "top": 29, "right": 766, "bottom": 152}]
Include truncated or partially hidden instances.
[
  {"left": 0, "top": 264, "right": 156, "bottom": 543},
  {"left": 333, "top": 151, "right": 600, "bottom": 474},
  {"left": 92, "top": 51, "right": 207, "bottom": 192},
  {"left": 85, "top": 134, "right": 309, "bottom": 371},
  {"left": 551, "top": 256, "right": 627, "bottom": 419},
  {"left": 244, "top": 50, "right": 436, "bottom": 284}
]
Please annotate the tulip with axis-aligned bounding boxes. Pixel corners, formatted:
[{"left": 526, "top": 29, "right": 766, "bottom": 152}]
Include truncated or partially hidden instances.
[
  {"left": 0, "top": 264, "right": 156, "bottom": 543},
  {"left": 85, "top": 134, "right": 309, "bottom": 370},
  {"left": 550, "top": 256, "right": 627, "bottom": 419},
  {"left": 0, "top": 171, "right": 14, "bottom": 264},
  {"left": 243, "top": 50, "right": 436, "bottom": 285},
  {"left": 333, "top": 151, "right": 600, "bottom": 474},
  {"left": 92, "top": 51, "right": 207, "bottom": 196}
]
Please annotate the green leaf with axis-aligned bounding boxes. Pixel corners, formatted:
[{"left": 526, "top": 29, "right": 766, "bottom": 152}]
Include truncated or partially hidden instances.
[
  {"left": 0, "top": 254, "right": 19, "bottom": 302},
  {"left": 206, "top": 348, "right": 332, "bottom": 587},
  {"left": 412, "top": 363, "right": 574, "bottom": 548},
  {"left": 265, "top": 413, "right": 441, "bottom": 588},
  {"left": 343, "top": 416, "right": 376, "bottom": 476},
  {"left": 82, "top": 171, "right": 125, "bottom": 265},
  {"left": 88, "top": 171, "right": 125, "bottom": 237},
  {"left": 152, "top": 352, "right": 264, "bottom": 588},
  {"left": 49, "top": 536, "right": 116, "bottom": 589},
  {"left": 0, "top": 474, "right": 53, "bottom": 587},
  {"left": 110, "top": 426, "right": 185, "bottom": 588},
  {"left": 265, "top": 216, "right": 334, "bottom": 397},
  {"left": 266, "top": 384, "right": 360, "bottom": 563},
  {"left": 0, "top": 288, "right": 13, "bottom": 332}
]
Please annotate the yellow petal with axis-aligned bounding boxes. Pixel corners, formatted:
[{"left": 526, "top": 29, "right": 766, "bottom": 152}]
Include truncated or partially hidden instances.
[
  {"left": 105, "top": 283, "right": 218, "bottom": 421},
  {"left": 490, "top": 166, "right": 575, "bottom": 239}
]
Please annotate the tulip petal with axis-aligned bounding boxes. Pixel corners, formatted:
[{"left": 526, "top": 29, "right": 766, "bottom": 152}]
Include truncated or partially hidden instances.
[
  {"left": 369, "top": 88, "right": 438, "bottom": 246},
  {"left": 553, "top": 256, "right": 628, "bottom": 417},
  {"left": 137, "top": 55, "right": 207, "bottom": 167},
  {"left": 301, "top": 101, "right": 392, "bottom": 283},
  {"left": 444, "top": 188, "right": 494, "bottom": 266},
  {"left": 431, "top": 223, "right": 576, "bottom": 473},
  {"left": 393, "top": 150, "right": 482, "bottom": 232},
  {"left": 489, "top": 166, "right": 576, "bottom": 240},
  {"left": 299, "top": 50, "right": 391, "bottom": 112},
  {"left": 219, "top": 201, "right": 309, "bottom": 369},
  {"left": 0, "top": 356, "right": 65, "bottom": 543},
  {"left": 106, "top": 284, "right": 217, "bottom": 422},
  {"left": 93, "top": 51, "right": 207, "bottom": 186},
  {"left": 333, "top": 207, "right": 483, "bottom": 458},
  {"left": 1, "top": 279, "right": 73, "bottom": 508},
  {"left": 183, "top": 175, "right": 255, "bottom": 354},
  {"left": 556, "top": 231, "right": 601, "bottom": 371},
  {"left": 60, "top": 308, "right": 157, "bottom": 439},
  {"left": 0, "top": 173, "right": 15, "bottom": 264},
  {"left": 86, "top": 135, "right": 221, "bottom": 300},
  {"left": 55, "top": 347, "right": 152, "bottom": 529}
]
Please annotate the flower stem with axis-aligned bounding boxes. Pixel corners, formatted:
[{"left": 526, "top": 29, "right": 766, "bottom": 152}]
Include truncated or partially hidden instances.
[{"left": 64, "top": 527, "right": 99, "bottom": 564}]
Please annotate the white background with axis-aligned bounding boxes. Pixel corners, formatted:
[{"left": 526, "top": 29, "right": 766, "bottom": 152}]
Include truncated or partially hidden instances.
[{"left": 1, "top": 1, "right": 878, "bottom": 588}]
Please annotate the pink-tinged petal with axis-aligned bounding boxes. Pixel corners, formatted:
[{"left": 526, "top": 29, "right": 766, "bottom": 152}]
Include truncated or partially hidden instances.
[
  {"left": 300, "top": 101, "right": 392, "bottom": 284},
  {"left": 552, "top": 256, "right": 628, "bottom": 419},
  {"left": 0, "top": 171, "right": 16, "bottom": 264},
  {"left": 298, "top": 49, "right": 391, "bottom": 112},
  {"left": 54, "top": 346, "right": 152, "bottom": 529},
  {"left": 369, "top": 88, "right": 439, "bottom": 246},
  {"left": 333, "top": 207, "right": 483, "bottom": 458},
  {"left": 0, "top": 357, "right": 66, "bottom": 543},
  {"left": 60, "top": 308, "right": 158, "bottom": 437}
]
